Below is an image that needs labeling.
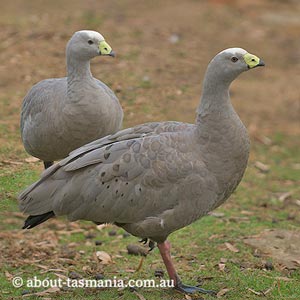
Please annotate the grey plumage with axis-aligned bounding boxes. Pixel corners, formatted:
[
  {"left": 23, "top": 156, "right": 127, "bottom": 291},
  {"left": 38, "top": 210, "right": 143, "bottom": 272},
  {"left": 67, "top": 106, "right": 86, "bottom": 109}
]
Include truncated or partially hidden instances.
[
  {"left": 20, "top": 30, "right": 123, "bottom": 163},
  {"left": 19, "top": 48, "right": 264, "bottom": 293}
]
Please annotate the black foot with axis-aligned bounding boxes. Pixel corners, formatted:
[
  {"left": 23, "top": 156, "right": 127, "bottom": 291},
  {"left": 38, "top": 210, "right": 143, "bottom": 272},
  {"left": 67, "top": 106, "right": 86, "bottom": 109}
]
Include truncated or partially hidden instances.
[
  {"left": 175, "top": 281, "right": 216, "bottom": 296},
  {"left": 139, "top": 238, "right": 156, "bottom": 251},
  {"left": 43, "top": 161, "right": 54, "bottom": 169}
]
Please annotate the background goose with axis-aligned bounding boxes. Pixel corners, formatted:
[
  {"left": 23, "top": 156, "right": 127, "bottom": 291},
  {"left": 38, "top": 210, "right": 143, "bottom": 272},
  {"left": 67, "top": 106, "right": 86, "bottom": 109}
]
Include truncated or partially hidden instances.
[
  {"left": 20, "top": 30, "right": 123, "bottom": 169},
  {"left": 19, "top": 48, "right": 264, "bottom": 294}
]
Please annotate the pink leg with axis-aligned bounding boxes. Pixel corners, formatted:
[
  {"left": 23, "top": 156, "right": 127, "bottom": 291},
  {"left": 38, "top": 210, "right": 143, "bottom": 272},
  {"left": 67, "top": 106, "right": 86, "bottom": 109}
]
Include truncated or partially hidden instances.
[
  {"left": 157, "top": 241, "right": 179, "bottom": 286},
  {"left": 157, "top": 240, "right": 216, "bottom": 295}
]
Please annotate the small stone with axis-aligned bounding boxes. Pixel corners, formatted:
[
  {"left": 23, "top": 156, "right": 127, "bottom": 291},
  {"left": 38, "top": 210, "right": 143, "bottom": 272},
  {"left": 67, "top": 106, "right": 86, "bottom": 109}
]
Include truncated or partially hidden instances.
[
  {"left": 265, "top": 261, "right": 274, "bottom": 270},
  {"left": 129, "top": 286, "right": 137, "bottom": 292},
  {"left": 95, "top": 240, "right": 103, "bottom": 246},
  {"left": 123, "top": 232, "right": 131, "bottom": 238},
  {"left": 115, "top": 85, "right": 122, "bottom": 93},
  {"left": 94, "top": 273, "right": 104, "bottom": 280},
  {"left": 142, "top": 75, "right": 150, "bottom": 82},
  {"left": 126, "top": 244, "right": 148, "bottom": 257},
  {"left": 21, "top": 290, "right": 32, "bottom": 296},
  {"left": 85, "top": 232, "right": 96, "bottom": 239},
  {"left": 154, "top": 269, "right": 164, "bottom": 278},
  {"left": 68, "top": 271, "right": 82, "bottom": 279},
  {"left": 108, "top": 230, "right": 117, "bottom": 236},
  {"left": 169, "top": 34, "right": 180, "bottom": 44}
]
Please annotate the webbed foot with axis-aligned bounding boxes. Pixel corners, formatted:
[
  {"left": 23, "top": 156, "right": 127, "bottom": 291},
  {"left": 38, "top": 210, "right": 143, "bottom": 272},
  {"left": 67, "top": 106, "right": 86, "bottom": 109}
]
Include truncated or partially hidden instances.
[{"left": 175, "top": 281, "right": 216, "bottom": 295}]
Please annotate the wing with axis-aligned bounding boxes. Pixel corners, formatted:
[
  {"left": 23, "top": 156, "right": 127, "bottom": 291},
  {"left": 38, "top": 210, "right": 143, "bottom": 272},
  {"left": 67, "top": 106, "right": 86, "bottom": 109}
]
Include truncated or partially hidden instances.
[
  {"left": 60, "top": 121, "right": 190, "bottom": 166},
  {"left": 20, "top": 78, "right": 66, "bottom": 156},
  {"left": 19, "top": 122, "right": 195, "bottom": 220},
  {"left": 20, "top": 78, "right": 66, "bottom": 132}
]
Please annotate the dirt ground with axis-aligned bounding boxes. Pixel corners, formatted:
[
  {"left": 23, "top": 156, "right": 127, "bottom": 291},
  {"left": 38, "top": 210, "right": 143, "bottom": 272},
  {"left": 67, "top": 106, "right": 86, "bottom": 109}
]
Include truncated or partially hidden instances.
[{"left": 0, "top": 0, "right": 299, "bottom": 299}]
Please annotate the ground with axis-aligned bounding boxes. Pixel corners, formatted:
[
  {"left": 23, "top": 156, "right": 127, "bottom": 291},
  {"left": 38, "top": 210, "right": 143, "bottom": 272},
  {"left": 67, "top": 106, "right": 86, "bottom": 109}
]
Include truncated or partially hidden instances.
[{"left": 0, "top": 0, "right": 299, "bottom": 299}]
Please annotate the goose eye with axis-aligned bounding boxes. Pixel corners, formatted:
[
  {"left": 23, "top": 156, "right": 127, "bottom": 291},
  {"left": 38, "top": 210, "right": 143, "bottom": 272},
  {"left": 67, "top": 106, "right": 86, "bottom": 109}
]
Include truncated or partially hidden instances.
[
  {"left": 231, "top": 57, "right": 238, "bottom": 62},
  {"left": 88, "top": 40, "right": 94, "bottom": 45}
]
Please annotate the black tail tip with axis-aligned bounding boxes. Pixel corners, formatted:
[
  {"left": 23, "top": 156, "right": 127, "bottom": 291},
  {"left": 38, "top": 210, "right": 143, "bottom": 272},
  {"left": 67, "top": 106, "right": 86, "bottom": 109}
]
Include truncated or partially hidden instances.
[{"left": 23, "top": 211, "right": 55, "bottom": 229}]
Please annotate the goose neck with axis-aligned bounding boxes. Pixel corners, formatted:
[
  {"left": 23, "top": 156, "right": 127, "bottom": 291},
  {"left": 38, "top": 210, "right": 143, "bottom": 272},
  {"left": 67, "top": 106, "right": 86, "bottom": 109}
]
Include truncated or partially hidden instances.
[
  {"left": 196, "top": 66, "right": 233, "bottom": 123},
  {"left": 67, "top": 55, "right": 93, "bottom": 83}
]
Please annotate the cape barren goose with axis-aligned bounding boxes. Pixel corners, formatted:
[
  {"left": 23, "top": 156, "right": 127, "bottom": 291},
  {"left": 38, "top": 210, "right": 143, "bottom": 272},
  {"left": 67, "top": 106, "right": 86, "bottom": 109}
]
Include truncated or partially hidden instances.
[
  {"left": 21, "top": 30, "right": 123, "bottom": 169},
  {"left": 19, "top": 48, "right": 264, "bottom": 294}
]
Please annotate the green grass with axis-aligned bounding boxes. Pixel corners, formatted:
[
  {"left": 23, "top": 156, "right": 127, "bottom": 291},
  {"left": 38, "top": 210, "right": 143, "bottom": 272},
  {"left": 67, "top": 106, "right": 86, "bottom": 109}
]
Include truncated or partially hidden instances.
[{"left": 0, "top": 134, "right": 300, "bottom": 299}]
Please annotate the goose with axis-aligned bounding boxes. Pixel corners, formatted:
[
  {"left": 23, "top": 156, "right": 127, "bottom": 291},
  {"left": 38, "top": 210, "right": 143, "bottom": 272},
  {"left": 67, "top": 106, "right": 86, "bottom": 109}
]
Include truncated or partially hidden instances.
[
  {"left": 20, "top": 30, "right": 123, "bottom": 169},
  {"left": 19, "top": 48, "right": 264, "bottom": 294}
]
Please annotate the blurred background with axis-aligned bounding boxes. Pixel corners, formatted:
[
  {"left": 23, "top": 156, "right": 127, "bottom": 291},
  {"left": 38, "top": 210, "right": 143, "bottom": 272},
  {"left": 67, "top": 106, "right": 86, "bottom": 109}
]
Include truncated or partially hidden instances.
[
  {"left": 0, "top": 0, "right": 299, "bottom": 299},
  {"left": 1, "top": 0, "right": 299, "bottom": 144}
]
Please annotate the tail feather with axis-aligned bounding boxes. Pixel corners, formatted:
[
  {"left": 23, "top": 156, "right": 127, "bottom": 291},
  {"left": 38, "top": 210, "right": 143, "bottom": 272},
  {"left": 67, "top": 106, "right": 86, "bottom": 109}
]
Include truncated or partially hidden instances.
[{"left": 23, "top": 211, "right": 55, "bottom": 229}]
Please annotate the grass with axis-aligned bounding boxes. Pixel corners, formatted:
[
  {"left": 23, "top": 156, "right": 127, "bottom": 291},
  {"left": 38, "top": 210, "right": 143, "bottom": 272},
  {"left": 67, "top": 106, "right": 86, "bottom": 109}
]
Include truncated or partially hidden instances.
[{"left": 0, "top": 134, "right": 300, "bottom": 299}]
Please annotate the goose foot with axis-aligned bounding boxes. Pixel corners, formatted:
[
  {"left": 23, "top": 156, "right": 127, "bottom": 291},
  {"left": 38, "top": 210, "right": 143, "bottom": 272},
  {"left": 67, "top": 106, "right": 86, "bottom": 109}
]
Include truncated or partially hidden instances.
[
  {"left": 175, "top": 280, "right": 216, "bottom": 295},
  {"left": 139, "top": 238, "right": 156, "bottom": 251}
]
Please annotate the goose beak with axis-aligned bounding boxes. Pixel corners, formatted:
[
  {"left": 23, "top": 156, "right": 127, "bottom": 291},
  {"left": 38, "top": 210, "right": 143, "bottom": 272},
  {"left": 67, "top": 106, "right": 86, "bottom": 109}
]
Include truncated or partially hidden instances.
[
  {"left": 99, "top": 40, "right": 115, "bottom": 57},
  {"left": 257, "top": 59, "right": 265, "bottom": 67},
  {"left": 243, "top": 53, "right": 265, "bottom": 69},
  {"left": 109, "top": 50, "right": 116, "bottom": 57}
]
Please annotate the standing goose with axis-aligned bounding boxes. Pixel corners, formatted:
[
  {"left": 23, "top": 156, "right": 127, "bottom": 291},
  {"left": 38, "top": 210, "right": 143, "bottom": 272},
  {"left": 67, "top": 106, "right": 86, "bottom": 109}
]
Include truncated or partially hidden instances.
[
  {"left": 21, "top": 30, "right": 123, "bottom": 169},
  {"left": 19, "top": 48, "right": 264, "bottom": 294}
]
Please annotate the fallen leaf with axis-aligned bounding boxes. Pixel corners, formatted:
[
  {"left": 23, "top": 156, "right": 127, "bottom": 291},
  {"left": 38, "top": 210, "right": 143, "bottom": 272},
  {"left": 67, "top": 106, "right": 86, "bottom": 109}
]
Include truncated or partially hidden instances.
[
  {"left": 241, "top": 210, "right": 254, "bottom": 216},
  {"left": 217, "top": 288, "right": 231, "bottom": 297},
  {"left": 247, "top": 288, "right": 261, "bottom": 296},
  {"left": 96, "top": 251, "right": 112, "bottom": 265},
  {"left": 5, "top": 271, "right": 13, "bottom": 280},
  {"left": 292, "top": 260, "right": 300, "bottom": 266},
  {"left": 96, "top": 224, "right": 108, "bottom": 230},
  {"left": 225, "top": 242, "right": 239, "bottom": 253},
  {"left": 220, "top": 257, "right": 227, "bottom": 263},
  {"left": 53, "top": 273, "right": 68, "bottom": 280},
  {"left": 277, "top": 192, "right": 292, "bottom": 202},
  {"left": 254, "top": 161, "right": 270, "bottom": 173},
  {"left": 24, "top": 157, "right": 40, "bottom": 163},
  {"left": 133, "top": 290, "right": 147, "bottom": 300},
  {"left": 209, "top": 212, "right": 225, "bottom": 218},
  {"left": 23, "top": 287, "right": 60, "bottom": 297},
  {"left": 124, "top": 268, "right": 136, "bottom": 273},
  {"left": 209, "top": 234, "right": 224, "bottom": 240},
  {"left": 262, "top": 281, "right": 277, "bottom": 296},
  {"left": 2, "top": 160, "right": 23, "bottom": 165},
  {"left": 218, "top": 263, "right": 226, "bottom": 271}
]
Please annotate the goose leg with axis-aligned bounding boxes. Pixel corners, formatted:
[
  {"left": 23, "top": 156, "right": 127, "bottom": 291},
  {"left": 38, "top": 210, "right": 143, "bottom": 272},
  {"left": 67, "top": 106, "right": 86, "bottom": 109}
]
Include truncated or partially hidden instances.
[
  {"left": 43, "top": 161, "right": 54, "bottom": 169},
  {"left": 157, "top": 241, "right": 216, "bottom": 295}
]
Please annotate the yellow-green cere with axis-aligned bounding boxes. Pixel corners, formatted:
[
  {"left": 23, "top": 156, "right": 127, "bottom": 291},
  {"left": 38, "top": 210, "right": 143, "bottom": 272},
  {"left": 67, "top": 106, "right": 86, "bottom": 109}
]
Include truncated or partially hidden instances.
[
  {"left": 99, "top": 40, "right": 112, "bottom": 55},
  {"left": 243, "top": 53, "right": 261, "bottom": 68}
]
